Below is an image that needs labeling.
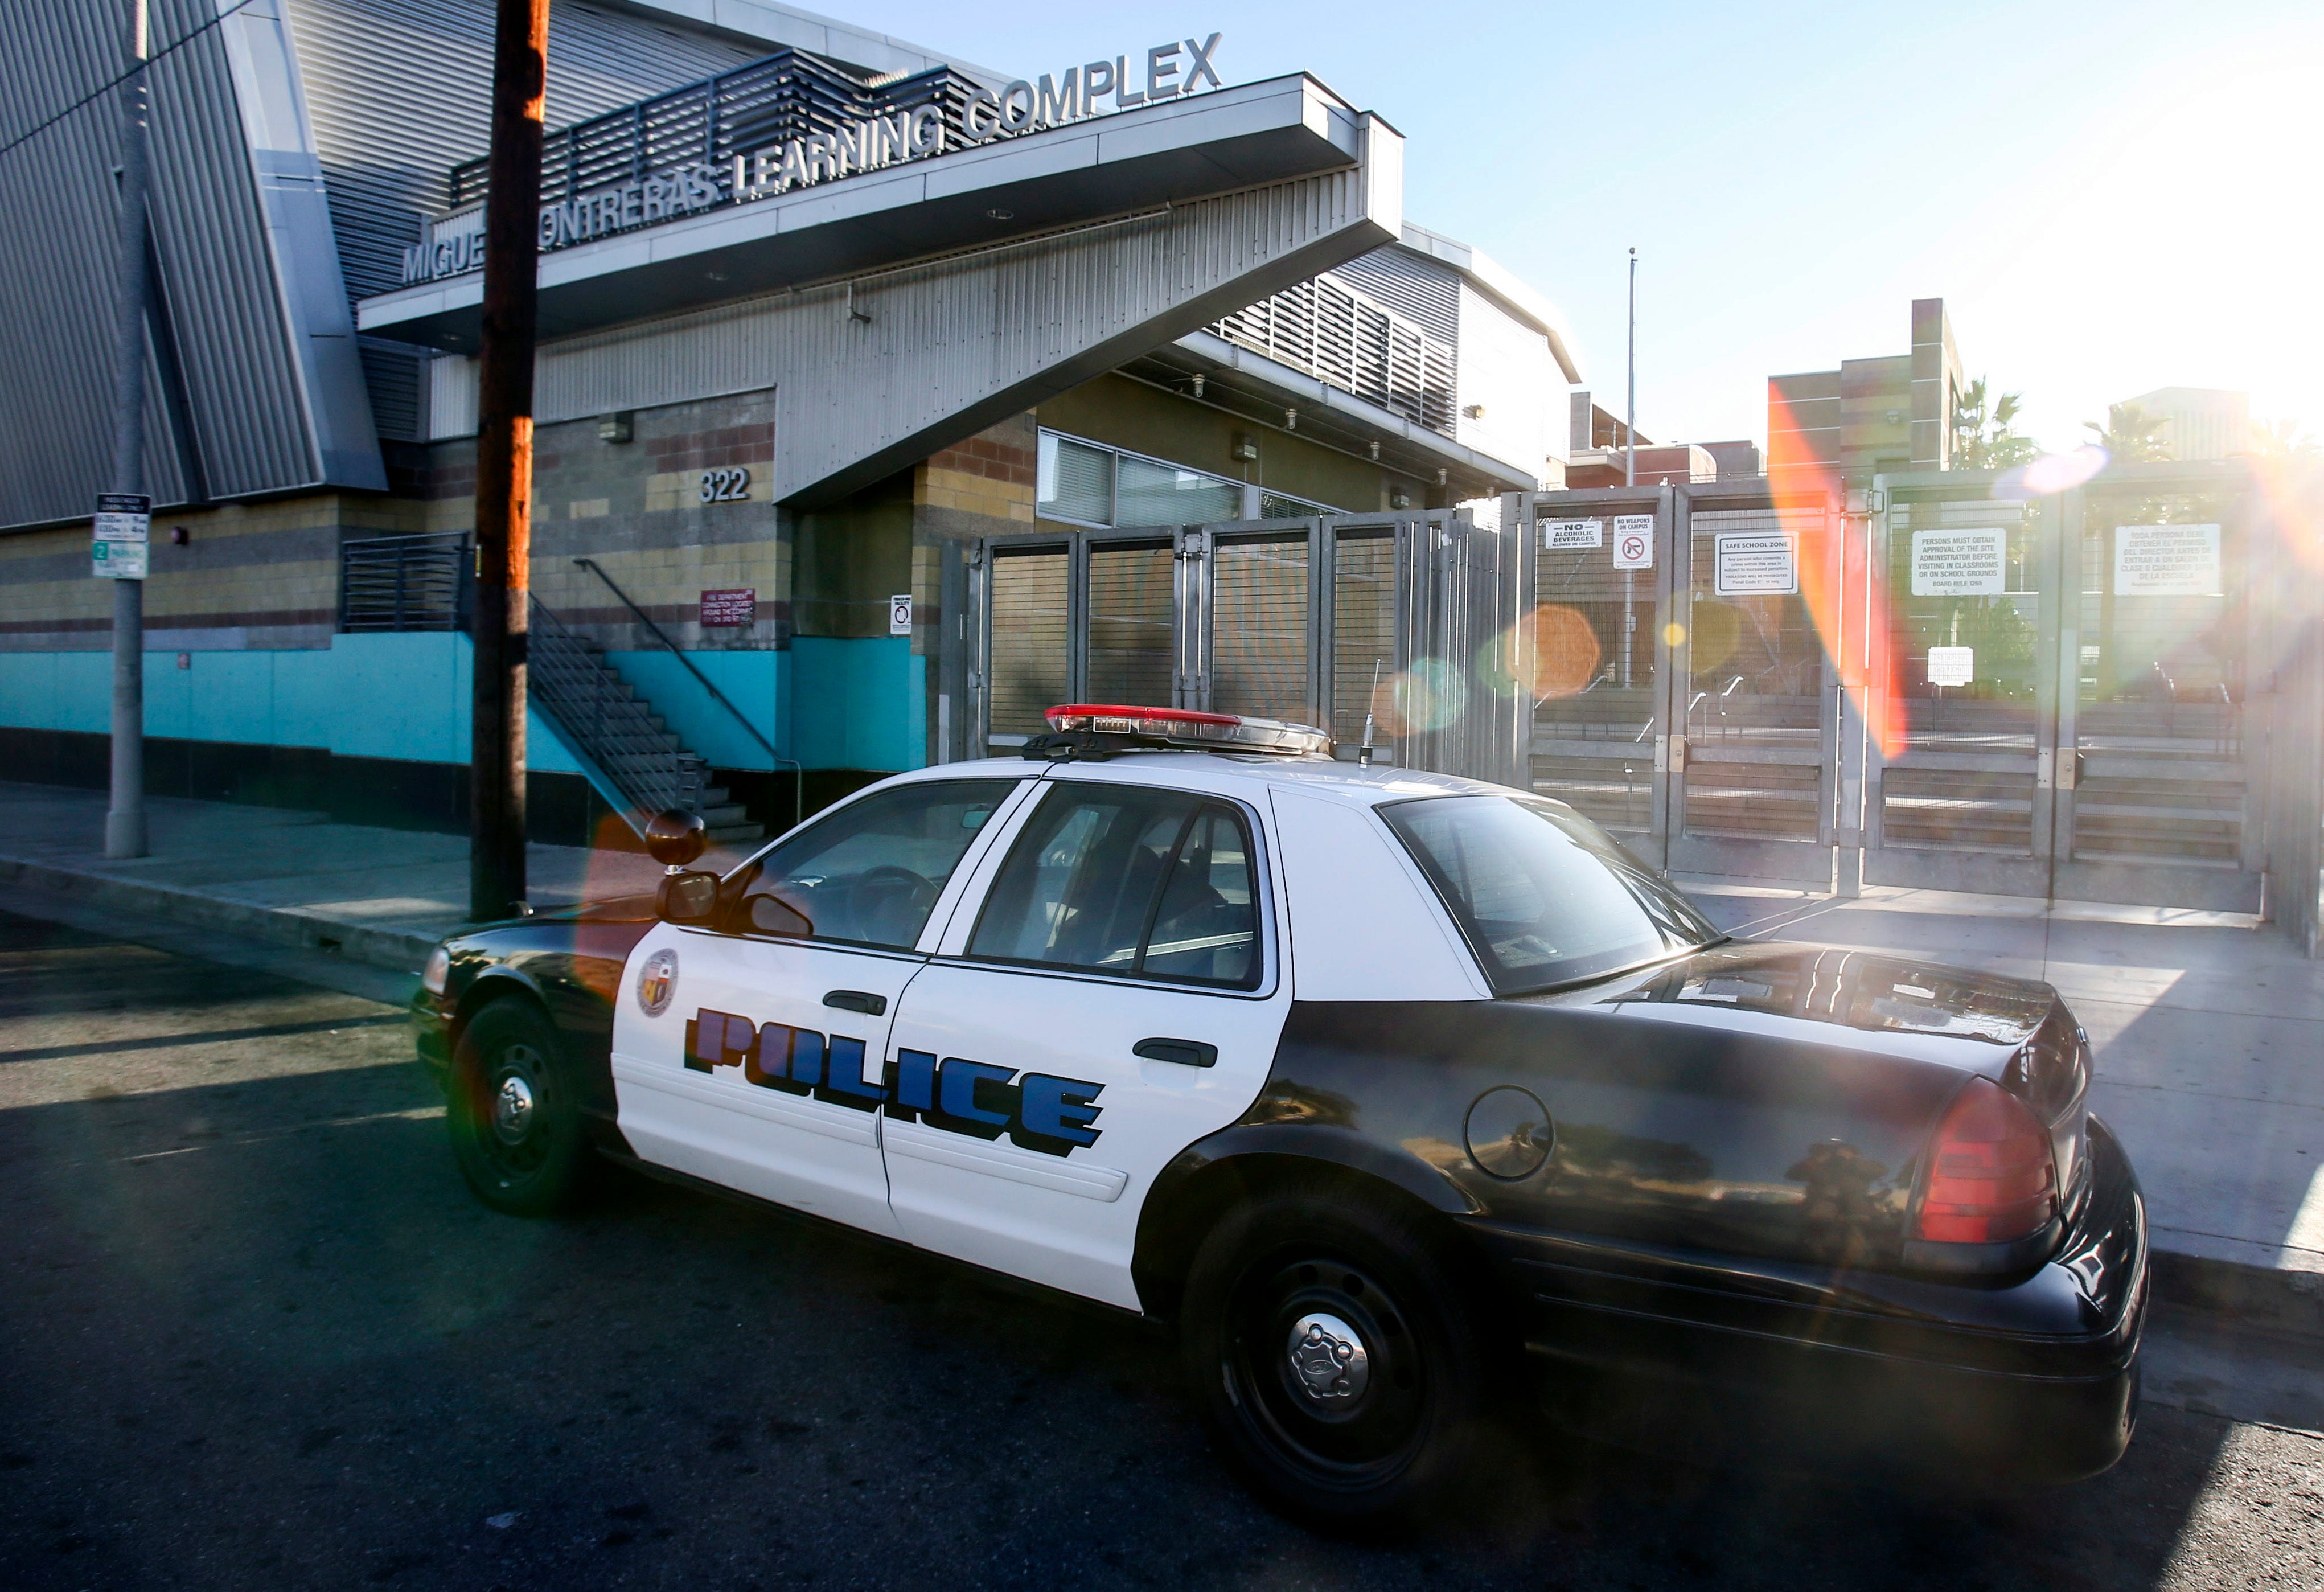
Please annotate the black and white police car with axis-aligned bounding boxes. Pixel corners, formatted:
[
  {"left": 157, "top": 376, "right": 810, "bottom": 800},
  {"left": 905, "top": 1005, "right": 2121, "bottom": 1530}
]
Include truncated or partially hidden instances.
[{"left": 414, "top": 704, "right": 2146, "bottom": 1524}]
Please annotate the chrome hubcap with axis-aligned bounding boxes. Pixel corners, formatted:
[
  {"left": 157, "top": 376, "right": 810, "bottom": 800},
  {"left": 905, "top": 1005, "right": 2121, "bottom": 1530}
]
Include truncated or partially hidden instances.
[
  {"left": 492, "top": 1062, "right": 537, "bottom": 1144},
  {"left": 1286, "top": 1311, "right": 1369, "bottom": 1402}
]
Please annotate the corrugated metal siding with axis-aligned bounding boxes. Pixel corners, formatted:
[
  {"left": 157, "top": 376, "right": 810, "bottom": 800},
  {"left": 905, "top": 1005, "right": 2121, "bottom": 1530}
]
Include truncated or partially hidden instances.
[
  {"left": 1329, "top": 247, "right": 1459, "bottom": 345},
  {"left": 421, "top": 166, "right": 1391, "bottom": 502},
  {"left": 0, "top": 0, "right": 314, "bottom": 527},
  {"left": 285, "top": 0, "right": 762, "bottom": 307}
]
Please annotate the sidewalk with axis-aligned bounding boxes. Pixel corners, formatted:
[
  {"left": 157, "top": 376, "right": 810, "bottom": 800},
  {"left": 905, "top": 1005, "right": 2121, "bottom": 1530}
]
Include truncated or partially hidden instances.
[{"left": 1, "top": 779, "right": 2315, "bottom": 1331}]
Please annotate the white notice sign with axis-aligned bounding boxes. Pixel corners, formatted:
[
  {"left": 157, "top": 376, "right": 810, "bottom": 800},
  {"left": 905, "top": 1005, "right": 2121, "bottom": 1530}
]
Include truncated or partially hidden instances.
[
  {"left": 1910, "top": 527, "right": 2007, "bottom": 596},
  {"left": 1927, "top": 646, "right": 1974, "bottom": 687},
  {"left": 1612, "top": 514, "right": 1655, "bottom": 570},
  {"left": 1539, "top": 518, "right": 1603, "bottom": 550},
  {"left": 888, "top": 593, "right": 914, "bottom": 635},
  {"left": 2114, "top": 523, "right": 2220, "bottom": 596},
  {"left": 1714, "top": 532, "right": 1796, "bottom": 595},
  {"left": 92, "top": 491, "right": 150, "bottom": 581}
]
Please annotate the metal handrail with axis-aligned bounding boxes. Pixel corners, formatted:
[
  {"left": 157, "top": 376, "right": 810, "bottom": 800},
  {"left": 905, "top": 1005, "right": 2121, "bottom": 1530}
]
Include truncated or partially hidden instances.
[{"left": 573, "top": 559, "right": 803, "bottom": 833}]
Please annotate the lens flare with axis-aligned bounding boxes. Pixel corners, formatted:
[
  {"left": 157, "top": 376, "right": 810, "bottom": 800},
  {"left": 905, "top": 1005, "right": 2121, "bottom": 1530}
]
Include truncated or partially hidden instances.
[
  {"left": 1766, "top": 381, "right": 1905, "bottom": 760},
  {"left": 1500, "top": 604, "right": 1603, "bottom": 700},
  {"left": 1373, "top": 658, "right": 1467, "bottom": 736},
  {"left": 1995, "top": 446, "right": 2108, "bottom": 498}
]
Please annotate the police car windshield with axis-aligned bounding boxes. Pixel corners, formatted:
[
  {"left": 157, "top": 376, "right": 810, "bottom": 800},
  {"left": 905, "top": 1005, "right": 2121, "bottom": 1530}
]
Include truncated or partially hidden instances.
[{"left": 1381, "top": 795, "right": 1721, "bottom": 994}]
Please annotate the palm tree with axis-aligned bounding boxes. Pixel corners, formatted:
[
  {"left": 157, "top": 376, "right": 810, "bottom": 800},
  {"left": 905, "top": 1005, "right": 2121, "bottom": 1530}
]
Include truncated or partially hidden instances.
[
  {"left": 2083, "top": 401, "right": 2171, "bottom": 462},
  {"left": 1952, "top": 377, "right": 2039, "bottom": 469},
  {"left": 2245, "top": 417, "right": 2320, "bottom": 461}
]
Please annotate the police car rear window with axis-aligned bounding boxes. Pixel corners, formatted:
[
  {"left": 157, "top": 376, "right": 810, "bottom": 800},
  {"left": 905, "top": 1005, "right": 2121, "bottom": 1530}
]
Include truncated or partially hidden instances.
[{"left": 1380, "top": 795, "right": 1719, "bottom": 994}]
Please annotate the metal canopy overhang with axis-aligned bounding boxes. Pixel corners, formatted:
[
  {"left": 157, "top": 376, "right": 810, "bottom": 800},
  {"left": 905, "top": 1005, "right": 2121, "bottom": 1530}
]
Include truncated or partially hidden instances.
[
  {"left": 356, "top": 75, "right": 1369, "bottom": 353},
  {"left": 1122, "top": 330, "right": 1539, "bottom": 498}
]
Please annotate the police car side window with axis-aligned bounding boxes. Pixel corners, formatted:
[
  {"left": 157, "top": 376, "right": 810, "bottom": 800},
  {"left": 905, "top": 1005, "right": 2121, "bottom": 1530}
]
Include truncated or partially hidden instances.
[
  {"left": 730, "top": 779, "right": 1019, "bottom": 951},
  {"left": 966, "top": 786, "right": 1261, "bottom": 990}
]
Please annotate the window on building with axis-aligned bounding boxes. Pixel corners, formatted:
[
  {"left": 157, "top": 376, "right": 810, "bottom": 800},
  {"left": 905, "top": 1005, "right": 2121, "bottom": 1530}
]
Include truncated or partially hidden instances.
[{"left": 1036, "top": 430, "right": 1338, "bottom": 528}]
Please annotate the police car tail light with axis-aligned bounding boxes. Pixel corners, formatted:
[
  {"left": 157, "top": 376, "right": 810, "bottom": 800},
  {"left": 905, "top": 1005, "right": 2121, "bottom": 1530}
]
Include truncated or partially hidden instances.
[
  {"left": 1913, "top": 1078, "right": 2058, "bottom": 1245},
  {"left": 1044, "top": 704, "right": 1331, "bottom": 756}
]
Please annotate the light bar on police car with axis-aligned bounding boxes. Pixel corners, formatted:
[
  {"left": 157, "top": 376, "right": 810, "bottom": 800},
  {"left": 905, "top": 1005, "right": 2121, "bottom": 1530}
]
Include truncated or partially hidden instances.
[{"left": 1044, "top": 704, "right": 1332, "bottom": 756}]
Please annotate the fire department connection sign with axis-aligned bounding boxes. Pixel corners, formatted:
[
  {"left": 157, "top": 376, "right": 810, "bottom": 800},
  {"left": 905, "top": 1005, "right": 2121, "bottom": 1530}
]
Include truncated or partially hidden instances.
[
  {"left": 1910, "top": 527, "right": 2007, "bottom": 596},
  {"left": 92, "top": 493, "right": 150, "bottom": 580},
  {"left": 700, "top": 588, "right": 755, "bottom": 625},
  {"left": 1714, "top": 532, "right": 1795, "bottom": 595},
  {"left": 2114, "top": 524, "right": 2221, "bottom": 596}
]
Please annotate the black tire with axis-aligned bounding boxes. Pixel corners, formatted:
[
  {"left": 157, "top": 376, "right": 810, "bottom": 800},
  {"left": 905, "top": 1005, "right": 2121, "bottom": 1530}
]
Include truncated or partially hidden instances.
[
  {"left": 446, "top": 998, "right": 591, "bottom": 1217},
  {"left": 1179, "top": 1188, "right": 1493, "bottom": 1530}
]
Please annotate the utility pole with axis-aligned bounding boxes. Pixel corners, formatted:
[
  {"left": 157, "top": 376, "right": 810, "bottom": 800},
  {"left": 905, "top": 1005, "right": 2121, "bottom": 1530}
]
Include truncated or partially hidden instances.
[
  {"left": 104, "top": 0, "right": 153, "bottom": 860},
  {"left": 1624, "top": 246, "right": 1637, "bottom": 489},
  {"left": 469, "top": 0, "right": 550, "bottom": 921}
]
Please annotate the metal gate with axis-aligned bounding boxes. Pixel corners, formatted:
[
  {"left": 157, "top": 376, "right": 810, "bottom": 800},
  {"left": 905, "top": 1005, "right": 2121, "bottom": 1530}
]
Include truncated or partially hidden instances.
[
  {"left": 951, "top": 462, "right": 2293, "bottom": 917},
  {"left": 957, "top": 509, "right": 1528, "bottom": 785}
]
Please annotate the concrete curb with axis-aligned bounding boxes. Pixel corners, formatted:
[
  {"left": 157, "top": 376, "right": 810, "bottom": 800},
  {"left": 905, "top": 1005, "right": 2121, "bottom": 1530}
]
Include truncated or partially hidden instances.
[
  {"left": 2149, "top": 1249, "right": 2324, "bottom": 1341},
  {"left": 0, "top": 855, "right": 440, "bottom": 977},
  {"left": 2, "top": 847, "right": 2318, "bottom": 1341}
]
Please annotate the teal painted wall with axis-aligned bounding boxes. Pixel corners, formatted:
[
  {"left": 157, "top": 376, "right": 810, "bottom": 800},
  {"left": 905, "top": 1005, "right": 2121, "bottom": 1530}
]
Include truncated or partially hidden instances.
[
  {"left": 0, "top": 635, "right": 926, "bottom": 774},
  {"left": 791, "top": 637, "right": 923, "bottom": 772},
  {"left": 0, "top": 635, "right": 582, "bottom": 774}
]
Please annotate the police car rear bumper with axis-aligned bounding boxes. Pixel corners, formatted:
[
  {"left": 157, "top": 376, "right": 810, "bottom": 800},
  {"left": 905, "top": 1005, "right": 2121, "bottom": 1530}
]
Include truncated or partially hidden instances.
[{"left": 1465, "top": 1117, "right": 2147, "bottom": 1486}]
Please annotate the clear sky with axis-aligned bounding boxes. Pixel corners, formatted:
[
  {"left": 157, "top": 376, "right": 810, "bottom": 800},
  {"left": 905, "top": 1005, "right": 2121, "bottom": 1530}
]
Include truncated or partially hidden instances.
[{"left": 844, "top": 0, "right": 2322, "bottom": 454}]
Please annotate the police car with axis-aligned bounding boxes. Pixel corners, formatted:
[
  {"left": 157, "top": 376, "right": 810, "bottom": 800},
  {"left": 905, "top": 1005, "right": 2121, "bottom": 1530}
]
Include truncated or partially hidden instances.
[{"left": 413, "top": 704, "right": 2147, "bottom": 1524}]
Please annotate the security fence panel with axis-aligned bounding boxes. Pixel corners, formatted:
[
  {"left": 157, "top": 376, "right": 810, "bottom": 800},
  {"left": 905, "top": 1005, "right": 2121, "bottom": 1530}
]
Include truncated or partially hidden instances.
[
  {"left": 1208, "top": 526, "right": 1317, "bottom": 724},
  {"left": 1862, "top": 478, "right": 2059, "bottom": 896},
  {"left": 1085, "top": 537, "right": 1177, "bottom": 707},
  {"left": 2062, "top": 463, "right": 2264, "bottom": 910},
  {"left": 1327, "top": 526, "right": 1399, "bottom": 750},
  {"left": 981, "top": 540, "right": 1071, "bottom": 749},
  {"left": 1518, "top": 488, "right": 1677, "bottom": 861},
  {"left": 1670, "top": 490, "right": 1843, "bottom": 885}
]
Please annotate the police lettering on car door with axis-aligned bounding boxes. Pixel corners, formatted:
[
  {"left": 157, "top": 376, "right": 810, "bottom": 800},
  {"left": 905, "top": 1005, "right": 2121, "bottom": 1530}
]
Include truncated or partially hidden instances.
[{"left": 684, "top": 1008, "right": 1104, "bottom": 1155}]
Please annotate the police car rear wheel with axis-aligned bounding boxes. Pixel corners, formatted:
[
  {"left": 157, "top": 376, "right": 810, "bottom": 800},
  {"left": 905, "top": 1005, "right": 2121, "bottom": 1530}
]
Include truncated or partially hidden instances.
[
  {"left": 447, "top": 998, "right": 589, "bottom": 1217},
  {"left": 1181, "top": 1191, "right": 1489, "bottom": 1528}
]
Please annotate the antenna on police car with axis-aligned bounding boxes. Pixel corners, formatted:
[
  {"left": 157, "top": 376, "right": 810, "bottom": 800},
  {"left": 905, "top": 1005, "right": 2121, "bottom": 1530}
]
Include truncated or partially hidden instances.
[{"left": 1358, "top": 660, "right": 1381, "bottom": 768}]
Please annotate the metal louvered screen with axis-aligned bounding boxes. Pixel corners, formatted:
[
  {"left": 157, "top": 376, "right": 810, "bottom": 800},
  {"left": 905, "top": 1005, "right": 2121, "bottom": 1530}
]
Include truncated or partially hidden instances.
[
  {"left": 1209, "top": 273, "right": 1458, "bottom": 437},
  {"left": 450, "top": 50, "right": 987, "bottom": 206},
  {"left": 339, "top": 533, "right": 468, "bottom": 631}
]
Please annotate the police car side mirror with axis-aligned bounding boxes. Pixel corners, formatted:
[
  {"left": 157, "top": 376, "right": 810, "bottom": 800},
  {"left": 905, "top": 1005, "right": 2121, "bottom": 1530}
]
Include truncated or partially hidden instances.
[
  {"left": 645, "top": 809, "right": 707, "bottom": 869},
  {"left": 657, "top": 870, "right": 721, "bottom": 925}
]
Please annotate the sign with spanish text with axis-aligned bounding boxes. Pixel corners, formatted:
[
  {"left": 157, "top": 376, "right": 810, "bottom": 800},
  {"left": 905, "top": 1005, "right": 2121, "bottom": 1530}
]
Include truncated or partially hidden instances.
[
  {"left": 700, "top": 588, "right": 756, "bottom": 626},
  {"left": 1612, "top": 514, "right": 1655, "bottom": 571},
  {"left": 2113, "top": 523, "right": 2220, "bottom": 597},
  {"left": 1927, "top": 646, "right": 1974, "bottom": 688},
  {"left": 92, "top": 491, "right": 150, "bottom": 580},
  {"left": 1910, "top": 527, "right": 2007, "bottom": 597},
  {"left": 1714, "top": 532, "right": 1795, "bottom": 595},
  {"left": 1539, "top": 518, "right": 1602, "bottom": 550}
]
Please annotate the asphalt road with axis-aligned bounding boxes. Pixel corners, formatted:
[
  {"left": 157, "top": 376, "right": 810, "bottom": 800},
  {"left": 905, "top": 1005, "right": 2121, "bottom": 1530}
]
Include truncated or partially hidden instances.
[{"left": 1, "top": 906, "right": 2318, "bottom": 1591}]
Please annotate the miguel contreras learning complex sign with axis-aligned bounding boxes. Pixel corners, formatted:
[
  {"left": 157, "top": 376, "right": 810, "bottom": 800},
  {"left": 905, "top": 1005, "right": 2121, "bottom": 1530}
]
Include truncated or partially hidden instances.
[{"left": 403, "top": 34, "right": 1225, "bottom": 286}]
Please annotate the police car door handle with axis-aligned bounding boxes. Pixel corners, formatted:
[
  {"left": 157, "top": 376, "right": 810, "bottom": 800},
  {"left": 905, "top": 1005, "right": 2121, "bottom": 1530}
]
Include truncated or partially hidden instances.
[
  {"left": 823, "top": 990, "right": 887, "bottom": 1017},
  {"left": 1133, "top": 1038, "right": 1217, "bottom": 1069}
]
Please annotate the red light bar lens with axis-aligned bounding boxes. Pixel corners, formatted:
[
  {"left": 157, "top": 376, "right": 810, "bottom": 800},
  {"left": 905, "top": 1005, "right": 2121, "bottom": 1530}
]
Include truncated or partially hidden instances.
[
  {"left": 1914, "top": 1077, "right": 2058, "bottom": 1245},
  {"left": 1043, "top": 704, "right": 1330, "bottom": 756}
]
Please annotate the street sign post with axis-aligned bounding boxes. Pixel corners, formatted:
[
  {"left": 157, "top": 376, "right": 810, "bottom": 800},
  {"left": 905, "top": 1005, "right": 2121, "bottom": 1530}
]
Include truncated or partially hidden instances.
[{"left": 92, "top": 492, "right": 150, "bottom": 580}]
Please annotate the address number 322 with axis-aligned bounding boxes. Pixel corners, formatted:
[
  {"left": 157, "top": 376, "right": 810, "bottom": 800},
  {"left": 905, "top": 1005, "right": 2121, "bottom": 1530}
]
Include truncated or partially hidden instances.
[{"left": 700, "top": 467, "right": 752, "bottom": 504}]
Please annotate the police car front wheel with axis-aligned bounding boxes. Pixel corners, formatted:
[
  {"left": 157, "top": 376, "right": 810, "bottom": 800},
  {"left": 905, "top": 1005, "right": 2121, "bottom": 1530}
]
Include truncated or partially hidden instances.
[
  {"left": 447, "top": 998, "right": 590, "bottom": 1217},
  {"left": 1181, "top": 1190, "right": 1493, "bottom": 1529}
]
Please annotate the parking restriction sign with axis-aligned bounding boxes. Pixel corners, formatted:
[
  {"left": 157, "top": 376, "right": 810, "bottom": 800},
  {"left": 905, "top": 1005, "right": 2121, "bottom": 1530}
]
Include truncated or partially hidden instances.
[
  {"left": 1612, "top": 514, "right": 1654, "bottom": 571},
  {"left": 92, "top": 492, "right": 151, "bottom": 580}
]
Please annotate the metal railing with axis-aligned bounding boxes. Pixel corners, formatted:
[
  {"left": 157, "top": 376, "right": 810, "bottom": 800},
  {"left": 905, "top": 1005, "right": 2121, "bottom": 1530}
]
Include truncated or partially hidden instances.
[
  {"left": 339, "top": 533, "right": 467, "bottom": 633},
  {"left": 449, "top": 48, "right": 979, "bottom": 208},
  {"left": 527, "top": 596, "right": 706, "bottom": 827},
  {"left": 573, "top": 558, "right": 803, "bottom": 833}
]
